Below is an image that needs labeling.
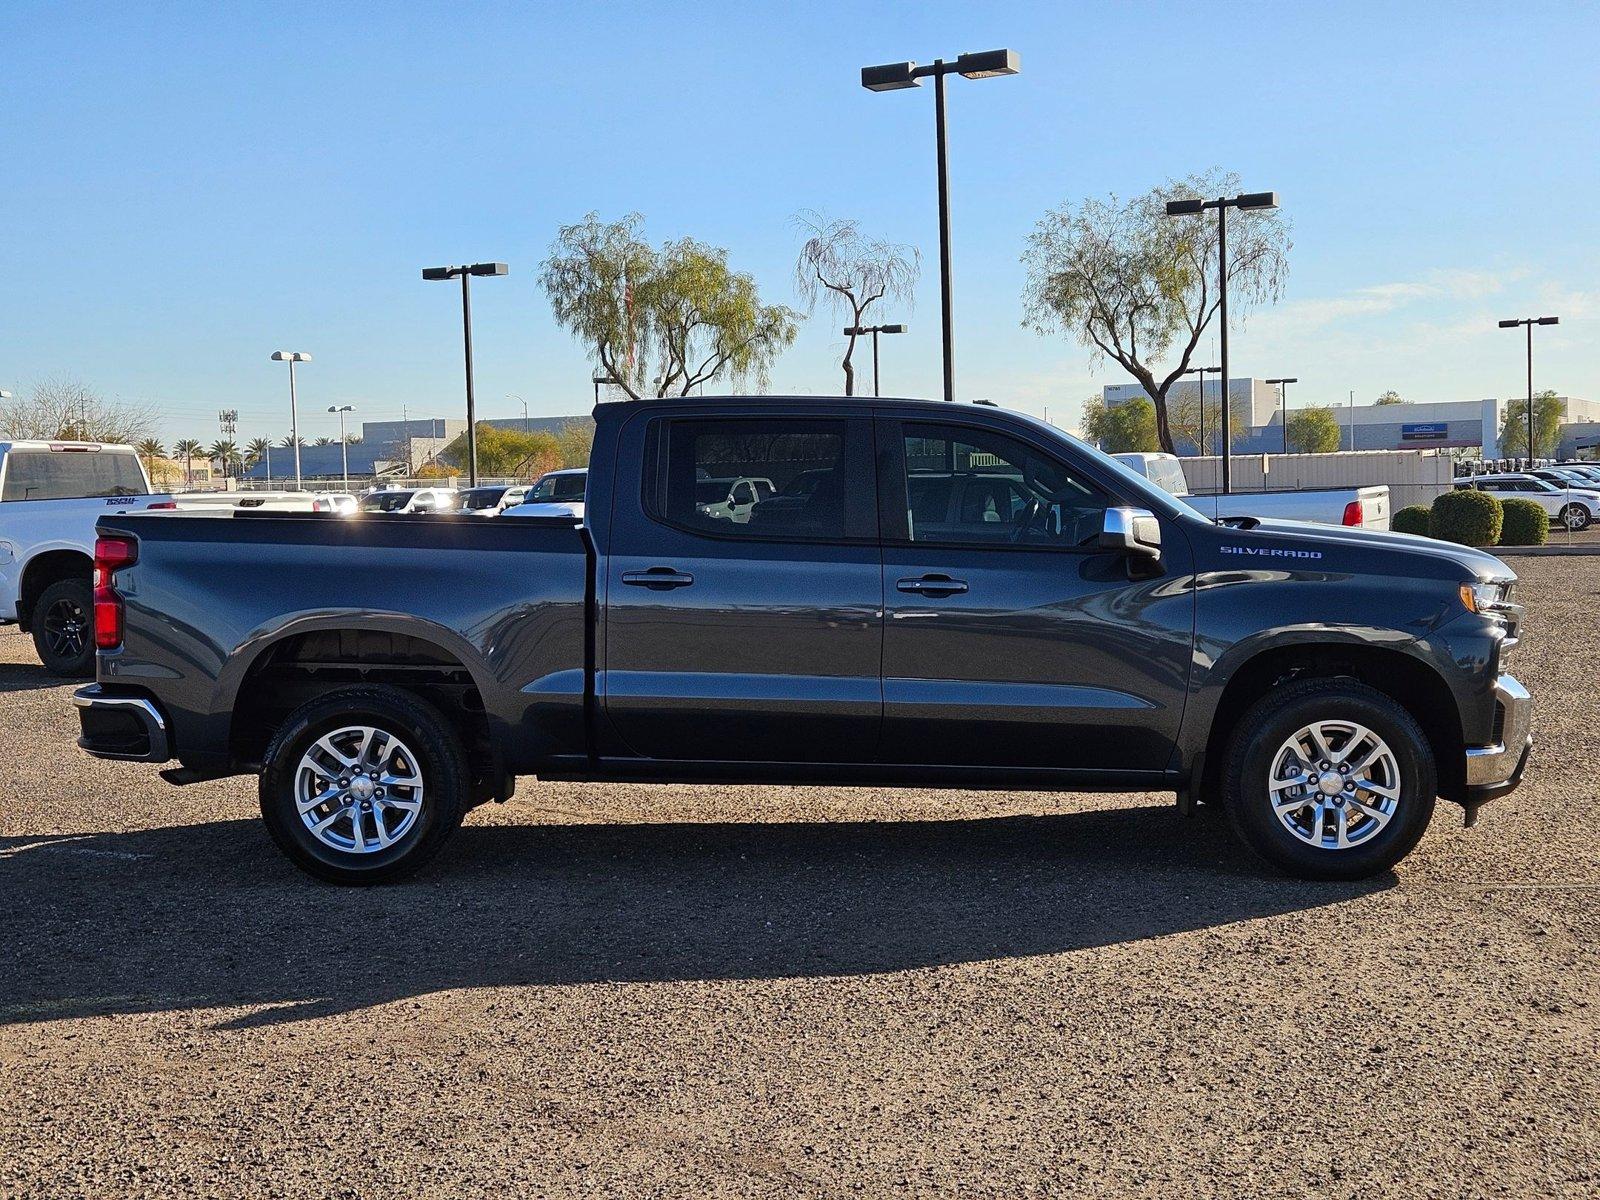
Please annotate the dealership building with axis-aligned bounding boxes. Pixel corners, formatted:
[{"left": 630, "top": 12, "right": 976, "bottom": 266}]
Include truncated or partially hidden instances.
[{"left": 1103, "top": 379, "right": 1599, "bottom": 457}]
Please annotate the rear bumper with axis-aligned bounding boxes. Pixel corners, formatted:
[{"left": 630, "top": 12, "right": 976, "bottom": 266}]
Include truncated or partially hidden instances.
[
  {"left": 72, "top": 685, "right": 172, "bottom": 763},
  {"left": 1463, "top": 674, "right": 1532, "bottom": 801}
]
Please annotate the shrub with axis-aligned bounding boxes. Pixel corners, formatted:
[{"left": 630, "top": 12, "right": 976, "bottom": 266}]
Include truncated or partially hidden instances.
[
  {"left": 1498, "top": 497, "right": 1549, "bottom": 546},
  {"left": 1392, "top": 505, "right": 1431, "bottom": 536},
  {"left": 1429, "top": 489, "right": 1502, "bottom": 547}
]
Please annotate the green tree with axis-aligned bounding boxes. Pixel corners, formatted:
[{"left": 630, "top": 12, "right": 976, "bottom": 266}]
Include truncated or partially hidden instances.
[
  {"left": 1286, "top": 406, "right": 1342, "bottom": 454},
  {"left": 555, "top": 419, "right": 595, "bottom": 468},
  {"left": 1022, "top": 168, "right": 1290, "bottom": 453},
  {"left": 173, "top": 439, "right": 204, "bottom": 484},
  {"left": 441, "top": 424, "right": 563, "bottom": 479},
  {"left": 541, "top": 212, "right": 800, "bottom": 400},
  {"left": 245, "top": 436, "right": 273, "bottom": 466},
  {"left": 792, "top": 211, "right": 918, "bottom": 396},
  {"left": 1373, "top": 390, "right": 1406, "bottom": 405},
  {"left": 207, "top": 439, "right": 240, "bottom": 482},
  {"left": 1081, "top": 395, "right": 1160, "bottom": 453},
  {"left": 135, "top": 438, "right": 165, "bottom": 477},
  {"left": 1498, "top": 389, "right": 1564, "bottom": 459}
]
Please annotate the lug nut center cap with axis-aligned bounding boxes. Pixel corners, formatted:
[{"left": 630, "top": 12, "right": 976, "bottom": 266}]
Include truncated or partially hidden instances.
[
  {"left": 1316, "top": 771, "right": 1345, "bottom": 796},
  {"left": 349, "top": 776, "right": 376, "bottom": 801}
]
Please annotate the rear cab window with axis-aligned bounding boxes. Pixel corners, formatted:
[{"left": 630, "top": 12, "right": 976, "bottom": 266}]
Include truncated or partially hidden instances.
[{"left": 0, "top": 447, "right": 149, "bottom": 502}]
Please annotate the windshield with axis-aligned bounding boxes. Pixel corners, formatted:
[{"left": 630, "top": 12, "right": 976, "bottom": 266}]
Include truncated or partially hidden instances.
[
  {"left": 461, "top": 487, "right": 506, "bottom": 510},
  {"left": 527, "top": 472, "right": 585, "bottom": 502},
  {"left": 1083, "top": 439, "right": 1206, "bottom": 518},
  {"left": 360, "top": 491, "right": 414, "bottom": 512}
]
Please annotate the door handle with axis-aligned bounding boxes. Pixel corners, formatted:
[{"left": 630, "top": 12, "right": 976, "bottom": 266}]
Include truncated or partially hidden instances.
[
  {"left": 622, "top": 567, "right": 695, "bottom": 590},
  {"left": 896, "top": 574, "right": 968, "bottom": 596}
]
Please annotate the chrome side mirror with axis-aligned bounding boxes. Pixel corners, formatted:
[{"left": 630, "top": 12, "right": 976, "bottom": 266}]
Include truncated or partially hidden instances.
[{"left": 1099, "top": 506, "right": 1162, "bottom": 559}]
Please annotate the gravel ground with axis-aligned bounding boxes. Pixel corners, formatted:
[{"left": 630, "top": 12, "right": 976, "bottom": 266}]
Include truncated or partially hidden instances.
[{"left": 2, "top": 558, "right": 1597, "bottom": 1198}]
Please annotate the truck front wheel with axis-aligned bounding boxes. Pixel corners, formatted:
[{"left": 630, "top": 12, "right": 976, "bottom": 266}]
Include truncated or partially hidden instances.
[
  {"left": 1222, "top": 679, "right": 1436, "bottom": 880},
  {"left": 259, "top": 685, "right": 468, "bottom": 884}
]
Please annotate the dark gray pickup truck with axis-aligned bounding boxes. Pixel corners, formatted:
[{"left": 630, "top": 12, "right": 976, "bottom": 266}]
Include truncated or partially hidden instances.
[{"left": 75, "top": 395, "right": 1531, "bottom": 883}]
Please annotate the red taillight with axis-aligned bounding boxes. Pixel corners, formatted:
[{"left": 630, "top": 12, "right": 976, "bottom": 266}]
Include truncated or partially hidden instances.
[
  {"left": 145, "top": 500, "right": 177, "bottom": 510},
  {"left": 93, "top": 535, "right": 137, "bottom": 650},
  {"left": 1342, "top": 500, "right": 1364, "bottom": 526}
]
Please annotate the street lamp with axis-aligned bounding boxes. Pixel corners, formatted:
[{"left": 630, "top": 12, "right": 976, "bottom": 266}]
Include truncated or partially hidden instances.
[
  {"left": 1266, "top": 377, "right": 1298, "bottom": 453},
  {"left": 1182, "top": 364, "right": 1219, "bottom": 455},
  {"left": 328, "top": 404, "right": 354, "bottom": 488},
  {"left": 862, "top": 49, "right": 1019, "bottom": 405},
  {"left": 269, "top": 351, "right": 312, "bottom": 489},
  {"left": 423, "top": 262, "right": 508, "bottom": 486},
  {"left": 508, "top": 393, "right": 527, "bottom": 434},
  {"left": 592, "top": 372, "right": 619, "bottom": 405},
  {"left": 842, "top": 322, "right": 907, "bottom": 396},
  {"left": 1164, "top": 190, "right": 1279, "bottom": 492},
  {"left": 1498, "top": 317, "right": 1559, "bottom": 466}
]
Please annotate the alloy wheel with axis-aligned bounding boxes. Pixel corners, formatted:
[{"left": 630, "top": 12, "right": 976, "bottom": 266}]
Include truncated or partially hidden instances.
[
  {"left": 294, "top": 725, "right": 426, "bottom": 854},
  {"left": 1267, "top": 720, "right": 1400, "bottom": 850}
]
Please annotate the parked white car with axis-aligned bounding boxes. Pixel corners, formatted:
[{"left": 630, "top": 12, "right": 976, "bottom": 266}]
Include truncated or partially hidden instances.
[
  {"left": 502, "top": 468, "right": 587, "bottom": 520},
  {"left": 1455, "top": 473, "right": 1600, "bottom": 531},
  {"left": 457, "top": 484, "right": 531, "bottom": 515},
  {"left": 356, "top": 487, "right": 457, "bottom": 514},
  {"left": 1113, "top": 452, "right": 1391, "bottom": 530},
  {"left": 0, "top": 440, "right": 175, "bottom": 675},
  {"left": 696, "top": 476, "right": 775, "bottom": 524}
]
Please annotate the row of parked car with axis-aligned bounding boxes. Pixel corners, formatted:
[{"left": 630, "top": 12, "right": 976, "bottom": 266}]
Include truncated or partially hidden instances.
[{"left": 1453, "top": 462, "right": 1600, "bottom": 530}]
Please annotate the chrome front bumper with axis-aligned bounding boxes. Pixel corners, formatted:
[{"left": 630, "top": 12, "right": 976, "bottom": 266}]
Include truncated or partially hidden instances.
[
  {"left": 1464, "top": 674, "right": 1532, "bottom": 796},
  {"left": 73, "top": 684, "right": 171, "bottom": 763}
]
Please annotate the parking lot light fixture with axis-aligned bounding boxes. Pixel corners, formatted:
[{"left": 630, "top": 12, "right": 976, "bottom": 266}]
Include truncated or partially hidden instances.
[
  {"left": 1499, "top": 317, "right": 1560, "bottom": 465},
  {"left": 269, "top": 351, "right": 312, "bottom": 489},
  {"left": 328, "top": 404, "right": 354, "bottom": 488},
  {"left": 592, "top": 372, "right": 620, "bottom": 405},
  {"left": 1182, "top": 364, "right": 1220, "bottom": 455},
  {"left": 862, "top": 49, "right": 1019, "bottom": 404},
  {"left": 424, "top": 262, "right": 509, "bottom": 486},
  {"left": 1267, "top": 377, "right": 1299, "bottom": 453},
  {"left": 842, "top": 322, "right": 908, "bottom": 396},
  {"left": 1164, "top": 191, "right": 1281, "bottom": 492}
]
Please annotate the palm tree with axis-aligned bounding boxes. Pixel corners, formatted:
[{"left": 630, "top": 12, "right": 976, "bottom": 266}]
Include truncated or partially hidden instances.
[
  {"left": 208, "top": 440, "right": 239, "bottom": 483},
  {"left": 173, "top": 439, "right": 204, "bottom": 486},
  {"left": 313, "top": 436, "right": 334, "bottom": 447},
  {"left": 280, "top": 434, "right": 305, "bottom": 449},
  {"left": 245, "top": 436, "right": 273, "bottom": 466},
  {"left": 135, "top": 438, "right": 165, "bottom": 479}
]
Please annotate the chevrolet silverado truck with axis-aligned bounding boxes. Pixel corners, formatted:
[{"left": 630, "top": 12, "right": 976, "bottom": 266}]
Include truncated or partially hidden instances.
[
  {"left": 73, "top": 396, "right": 1531, "bottom": 884},
  {"left": 0, "top": 439, "right": 174, "bottom": 676}
]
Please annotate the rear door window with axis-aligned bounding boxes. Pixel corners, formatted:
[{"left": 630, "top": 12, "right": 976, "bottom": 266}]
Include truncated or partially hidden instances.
[
  {"left": 657, "top": 418, "right": 850, "bottom": 540},
  {"left": 0, "top": 448, "right": 149, "bottom": 501}
]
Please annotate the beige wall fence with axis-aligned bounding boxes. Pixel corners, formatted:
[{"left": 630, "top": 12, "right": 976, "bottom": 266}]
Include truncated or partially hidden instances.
[{"left": 1181, "top": 449, "right": 1457, "bottom": 511}]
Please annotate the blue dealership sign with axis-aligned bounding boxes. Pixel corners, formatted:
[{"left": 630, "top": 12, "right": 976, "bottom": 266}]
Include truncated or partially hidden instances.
[{"left": 1401, "top": 422, "right": 1449, "bottom": 441}]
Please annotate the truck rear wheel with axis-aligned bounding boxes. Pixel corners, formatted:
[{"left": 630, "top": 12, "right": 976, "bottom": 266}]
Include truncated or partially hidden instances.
[
  {"left": 32, "top": 577, "right": 95, "bottom": 678},
  {"left": 1222, "top": 678, "right": 1436, "bottom": 880},
  {"left": 259, "top": 685, "right": 468, "bottom": 884}
]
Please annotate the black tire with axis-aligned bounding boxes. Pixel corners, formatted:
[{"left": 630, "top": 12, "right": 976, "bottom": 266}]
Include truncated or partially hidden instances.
[
  {"left": 1560, "top": 503, "right": 1590, "bottom": 532},
  {"left": 1222, "top": 678, "right": 1436, "bottom": 881},
  {"left": 32, "top": 577, "right": 95, "bottom": 678},
  {"left": 259, "top": 685, "right": 468, "bottom": 884}
]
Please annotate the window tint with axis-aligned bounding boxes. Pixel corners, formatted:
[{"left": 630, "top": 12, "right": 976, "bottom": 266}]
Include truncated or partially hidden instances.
[
  {"left": 1, "top": 448, "right": 148, "bottom": 502},
  {"left": 662, "top": 418, "right": 847, "bottom": 539},
  {"left": 899, "top": 423, "right": 1108, "bottom": 547},
  {"left": 552, "top": 473, "right": 586, "bottom": 501}
]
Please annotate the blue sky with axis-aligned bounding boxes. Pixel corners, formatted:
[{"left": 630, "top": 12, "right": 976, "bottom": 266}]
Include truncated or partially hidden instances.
[{"left": 2, "top": 0, "right": 1597, "bottom": 447}]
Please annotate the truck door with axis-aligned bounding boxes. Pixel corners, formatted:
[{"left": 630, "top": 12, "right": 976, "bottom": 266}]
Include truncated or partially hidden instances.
[
  {"left": 876, "top": 416, "right": 1193, "bottom": 771},
  {"left": 602, "top": 409, "right": 883, "bottom": 762}
]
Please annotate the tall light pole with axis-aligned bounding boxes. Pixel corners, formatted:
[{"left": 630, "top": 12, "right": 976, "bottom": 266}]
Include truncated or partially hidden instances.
[
  {"left": 328, "top": 404, "right": 354, "bottom": 488},
  {"left": 862, "top": 49, "right": 1019, "bottom": 405},
  {"left": 592, "top": 372, "right": 619, "bottom": 405},
  {"left": 423, "top": 262, "right": 508, "bottom": 486},
  {"left": 1165, "top": 191, "right": 1279, "bottom": 493},
  {"left": 1182, "top": 364, "right": 1219, "bottom": 455},
  {"left": 1267, "top": 377, "right": 1298, "bottom": 453},
  {"left": 1498, "top": 317, "right": 1559, "bottom": 465},
  {"left": 843, "top": 322, "right": 907, "bottom": 396},
  {"left": 270, "top": 351, "right": 311, "bottom": 490},
  {"left": 508, "top": 393, "right": 527, "bottom": 434}
]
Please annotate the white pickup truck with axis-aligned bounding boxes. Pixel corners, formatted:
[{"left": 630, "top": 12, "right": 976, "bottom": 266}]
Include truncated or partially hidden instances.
[
  {"left": 0, "top": 440, "right": 174, "bottom": 676},
  {"left": 1114, "top": 452, "right": 1391, "bottom": 530}
]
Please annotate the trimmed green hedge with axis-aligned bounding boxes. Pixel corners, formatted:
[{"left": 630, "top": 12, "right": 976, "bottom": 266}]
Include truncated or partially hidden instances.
[
  {"left": 1429, "top": 489, "right": 1502, "bottom": 547},
  {"left": 1498, "top": 497, "right": 1549, "bottom": 546},
  {"left": 1392, "top": 505, "right": 1431, "bottom": 536}
]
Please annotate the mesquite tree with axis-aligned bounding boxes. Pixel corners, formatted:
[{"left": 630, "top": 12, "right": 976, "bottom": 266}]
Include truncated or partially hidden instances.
[{"left": 1022, "top": 169, "right": 1290, "bottom": 453}]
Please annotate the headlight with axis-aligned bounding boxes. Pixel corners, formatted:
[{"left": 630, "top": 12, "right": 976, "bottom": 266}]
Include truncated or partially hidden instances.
[{"left": 1459, "top": 581, "right": 1508, "bottom": 614}]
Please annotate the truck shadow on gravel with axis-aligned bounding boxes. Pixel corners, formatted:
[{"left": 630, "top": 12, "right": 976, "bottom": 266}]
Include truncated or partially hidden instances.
[{"left": 0, "top": 806, "right": 1390, "bottom": 1028}]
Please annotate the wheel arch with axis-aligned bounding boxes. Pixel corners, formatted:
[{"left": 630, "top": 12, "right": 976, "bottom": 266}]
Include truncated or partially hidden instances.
[
  {"left": 1200, "top": 639, "right": 1466, "bottom": 804},
  {"left": 18, "top": 548, "right": 92, "bottom": 629}
]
